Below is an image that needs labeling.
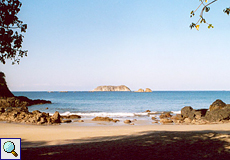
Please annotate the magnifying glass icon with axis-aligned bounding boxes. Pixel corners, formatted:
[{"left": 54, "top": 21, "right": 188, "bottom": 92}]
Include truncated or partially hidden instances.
[{"left": 3, "top": 141, "right": 18, "bottom": 157}]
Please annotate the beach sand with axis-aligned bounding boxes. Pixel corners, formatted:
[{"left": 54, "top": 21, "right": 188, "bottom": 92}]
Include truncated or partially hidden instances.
[{"left": 1, "top": 122, "right": 230, "bottom": 159}]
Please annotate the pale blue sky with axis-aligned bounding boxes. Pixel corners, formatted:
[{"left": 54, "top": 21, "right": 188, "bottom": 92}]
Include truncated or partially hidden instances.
[{"left": 1, "top": 0, "right": 230, "bottom": 91}]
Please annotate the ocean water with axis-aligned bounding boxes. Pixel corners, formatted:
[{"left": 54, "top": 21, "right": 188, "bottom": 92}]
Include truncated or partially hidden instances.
[{"left": 13, "top": 91, "right": 230, "bottom": 120}]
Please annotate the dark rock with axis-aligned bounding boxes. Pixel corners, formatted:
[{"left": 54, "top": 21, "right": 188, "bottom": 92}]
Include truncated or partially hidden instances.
[
  {"left": 145, "top": 110, "right": 151, "bottom": 112},
  {"left": 171, "top": 114, "right": 183, "bottom": 120},
  {"left": 124, "top": 120, "right": 131, "bottom": 124},
  {"left": 0, "top": 107, "right": 5, "bottom": 113},
  {"left": 181, "top": 107, "right": 208, "bottom": 120},
  {"left": 0, "top": 96, "right": 51, "bottom": 108},
  {"left": 62, "top": 119, "right": 72, "bottom": 123},
  {"left": 194, "top": 109, "right": 208, "bottom": 119},
  {"left": 181, "top": 106, "right": 193, "bottom": 119},
  {"left": 160, "top": 119, "right": 173, "bottom": 124},
  {"left": 0, "top": 72, "right": 14, "bottom": 97},
  {"left": 205, "top": 107, "right": 230, "bottom": 122},
  {"left": 209, "top": 99, "right": 226, "bottom": 111},
  {"left": 92, "top": 116, "right": 114, "bottom": 122},
  {"left": 113, "top": 119, "right": 120, "bottom": 123},
  {"left": 62, "top": 115, "right": 81, "bottom": 119},
  {"left": 159, "top": 112, "right": 172, "bottom": 119},
  {"left": 151, "top": 116, "right": 157, "bottom": 120},
  {"left": 51, "top": 111, "right": 61, "bottom": 123}
]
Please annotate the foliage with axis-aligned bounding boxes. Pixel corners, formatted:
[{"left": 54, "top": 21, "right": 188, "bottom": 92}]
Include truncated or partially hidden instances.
[
  {"left": 190, "top": 0, "right": 229, "bottom": 30},
  {"left": 0, "top": 0, "right": 27, "bottom": 64}
]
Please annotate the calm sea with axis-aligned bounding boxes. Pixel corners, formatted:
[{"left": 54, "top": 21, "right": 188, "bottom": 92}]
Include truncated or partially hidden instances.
[{"left": 13, "top": 91, "right": 230, "bottom": 120}]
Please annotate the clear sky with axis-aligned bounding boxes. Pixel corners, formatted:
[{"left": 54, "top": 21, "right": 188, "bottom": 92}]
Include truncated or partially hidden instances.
[{"left": 1, "top": 0, "right": 230, "bottom": 91}]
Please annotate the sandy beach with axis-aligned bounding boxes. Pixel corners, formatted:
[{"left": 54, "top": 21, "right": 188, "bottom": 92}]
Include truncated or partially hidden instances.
[{"left": 1, "top": 122, "right": 230, "bottom": 159}]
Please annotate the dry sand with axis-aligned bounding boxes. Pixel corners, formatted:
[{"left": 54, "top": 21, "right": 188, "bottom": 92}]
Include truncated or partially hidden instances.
[{"left": 1, "top": 122, "right": 230, "bottom": 159}]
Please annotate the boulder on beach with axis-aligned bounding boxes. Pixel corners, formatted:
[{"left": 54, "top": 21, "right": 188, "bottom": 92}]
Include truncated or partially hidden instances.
[
  {"left": 180, "top": 99, "right": 230, "bottom": 123},
  {"left": 0, "top": 106, "right": 65, "bottom": 125},
  {"left": 160, "top": 119, "right": 173, "bottom": 124},
  {"left": 124, "top": 120, "right": 132, "bottom": 124},
  {"left": 159, "top": 112, "right": 172, "bottom": 119},
  {"left": 181, "top": 106, "right": 194, "bottom": 119},
  {"left": 209, "top": 99, "right": 226, "bottom": 111},
  {"left": 92, "top": 116, "right": 119, "bottom": 123},
  {"left": 181, "top": 106, "right": 208, "bottom": 120},
  {"left": 205, "top": 104, "right": 230, "bottom": 122},
  {"left": 61, "top": 115, "right": 81, "bottom": 119},
  {"left": 51, "top": 111, "right": 61, "bottom": 123},
  {"left": 92, "top": 85, "right": 131, "bottom": 92}
]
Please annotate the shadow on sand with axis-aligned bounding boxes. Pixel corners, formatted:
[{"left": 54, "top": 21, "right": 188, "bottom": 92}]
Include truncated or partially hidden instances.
[{"left": 21, "top": 130, "right": 230, "bottom": 160}]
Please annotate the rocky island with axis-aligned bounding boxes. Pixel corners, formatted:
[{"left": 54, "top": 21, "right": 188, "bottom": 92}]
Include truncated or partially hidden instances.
[
  {"left": 92, "top": 85, "right": 131, "bottom": 92},
  {"left": 135, "top": 88, "right": 152, "bottom": 92}
]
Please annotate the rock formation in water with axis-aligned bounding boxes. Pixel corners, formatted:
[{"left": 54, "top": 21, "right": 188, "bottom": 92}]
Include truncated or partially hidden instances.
[
  {"left": 135, "top": 89, "right": 144, "bottom": 92},
  {"left": 145, "top": 88, "right": 152, "bottom": 92},
  {"left": 92, "top": 85, "right": 131, "bottom": 92},
  {"left": 0, "top": 72, "right": 51, "bottom": 108},
  {"left": 135, "top": 88, "right": 152, "bottom": 92}
]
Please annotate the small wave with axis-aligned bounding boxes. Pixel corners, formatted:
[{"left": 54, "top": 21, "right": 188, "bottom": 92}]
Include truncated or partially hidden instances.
[
  {"left": 75, "top": 112, "right": 135, "bottom": 117},
  {"left": 134, "top": 112, "right": 149, "bottom": 116},
  {"left": 172, "top": 111, "right": 181, "bottom": 114},
  {"left": 51, "top": 111, "right": 181, "bottom": 117}
]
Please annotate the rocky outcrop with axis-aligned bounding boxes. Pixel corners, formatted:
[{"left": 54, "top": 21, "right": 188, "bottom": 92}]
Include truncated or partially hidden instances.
[
  {"left": 124, "top": 120, "right": 132, "bottom": 124},
  {"left": 159, "top": 112, "right": 172, "bottom": 119},
  {"left": 0, "top": 107, "right": 65, "bottom": 125},
  {"left": 0, "top": 72, "right": 14, "bottom": 97},
  {"left": 0, "top": 72, "right": 52, "bottom": 108},
  {"left": 159, "top": 112, "right": 173, "bottom": 124},
  {"left": 209, "top": 99, "right": 226, "bottom": 111},
  {"left": 0, "top": 96, "right": 51, "bottom": 108},
  {"left": 61, "top": 115, "right": 81, "bottom": 119},
  {"left": 160, "top": 119, "right": 173, "bottom": 124},
  {"left": 51, "top": 111, "right": 62, "bottom": 123},
  {"left": 178, "top": 100, "right": 230, "bottom": 124},
  {"left": 92, "top": 85, "right": 131, "bottom": 92},
  {"left": 0, "top": 107, "right": 83, "bottom": 125},
  {"left": 181, "top": 106, "right": 208, "bottom": 120}
]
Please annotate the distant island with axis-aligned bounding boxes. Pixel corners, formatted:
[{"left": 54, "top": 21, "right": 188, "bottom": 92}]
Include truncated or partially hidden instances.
[
  {"left": 135, "top": 88, "right": 152, "bottom": 92},
  {"left": 92, "top": 85, "right": 131, "bottom": 92}
]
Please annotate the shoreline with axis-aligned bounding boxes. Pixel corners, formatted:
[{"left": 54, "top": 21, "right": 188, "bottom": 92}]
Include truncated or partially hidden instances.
[{"left": 1, "top": 121, "right": 230, "bottom": 148}]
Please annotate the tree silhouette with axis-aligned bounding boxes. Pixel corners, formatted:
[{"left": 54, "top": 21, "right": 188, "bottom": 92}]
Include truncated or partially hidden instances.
[
  {"left": 190, "top": 0, "right": 230, "bottom": 30},
  {"left": 0, "top": 0, "right": 27, "bottom": 64}
]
